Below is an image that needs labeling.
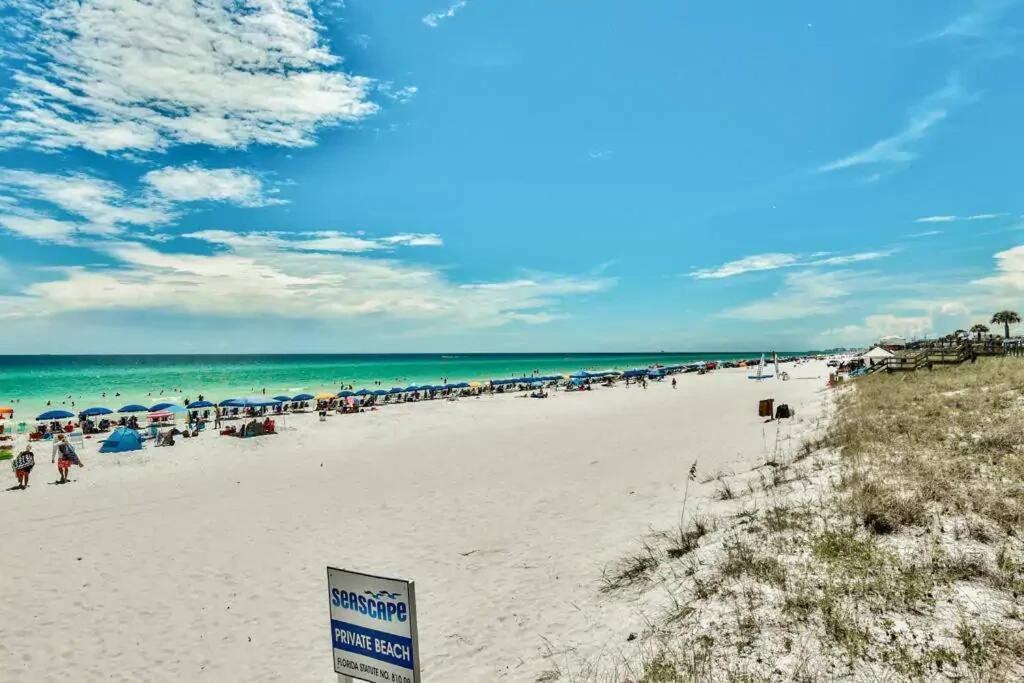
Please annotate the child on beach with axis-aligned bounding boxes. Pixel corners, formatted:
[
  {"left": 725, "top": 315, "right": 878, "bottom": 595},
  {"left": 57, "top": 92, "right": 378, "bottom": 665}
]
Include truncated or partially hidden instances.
[
  {"left": 12, "top": 445, "right": 34, "bottom": 489},
  {"left": 52, "top": 434, "right": 83, "bottom": 484}
]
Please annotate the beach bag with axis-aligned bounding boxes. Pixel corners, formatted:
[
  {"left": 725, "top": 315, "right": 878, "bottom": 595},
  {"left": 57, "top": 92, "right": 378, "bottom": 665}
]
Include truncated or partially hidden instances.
[
  {"left": 758, "top": 398, "right": 774, "bottom": 418},
  {"left": 775, "top": 404, "right": 791, "bottom": 419}
]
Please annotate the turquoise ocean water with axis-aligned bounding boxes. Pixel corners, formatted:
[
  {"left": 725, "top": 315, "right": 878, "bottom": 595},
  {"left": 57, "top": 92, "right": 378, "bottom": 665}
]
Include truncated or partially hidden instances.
[{"left": 0, "top": 352, "right": 812, "bottom": 419}]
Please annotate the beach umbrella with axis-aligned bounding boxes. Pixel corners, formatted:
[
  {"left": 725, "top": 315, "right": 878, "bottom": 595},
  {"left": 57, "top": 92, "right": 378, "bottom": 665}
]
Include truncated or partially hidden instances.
[
  {"left": 224, "top": 396, "right": 282, "bottom": 408},
  {"left": 272, "top": 395, "right": 292, "bottom": 402},
  {"left": 293, "top": 393, "right": 315, "bottom": 401},
  {"left": 149, "top": 402, "right": 180, "bottom": 412},
  {"left": 390, "top": 387, "right": 404, "bottom": 393},
  {"left": 37, "top": 409, "right": 75, "bottom": 420},
  {"left": 354, "top": 389, "right": 371, "bottom": 396},
  {"left": 337, "top": 390, "right": 354, "bottom": 398},
  {"left": 403, "top": 385, "right": 419, "bottom": 392},
  {"left": 315, "top": 393, "right": 336, "bottom": 401},
  {"left": 80, "top": 406, "right": 113, "bottom": 417},
  {"left": 468, "top": 381, "right": 482, "bottom": 388},
  {"left": 187, "top": 400, "right": 215, "bottom": 409},
  {"left": 0, "top": 406, "right": 13, "bottom": 416},
  {"left": 570, "top": 371, "right": 592, "bottom": 379},
  {"left": 219, "top": 398, "right": 240, "bottom": 407},
  {"left": 117, "top": 404, "right": 148, "bottom": 413},
  {"left": 372, "top": 389, "right": 389, "bottom": 396}
]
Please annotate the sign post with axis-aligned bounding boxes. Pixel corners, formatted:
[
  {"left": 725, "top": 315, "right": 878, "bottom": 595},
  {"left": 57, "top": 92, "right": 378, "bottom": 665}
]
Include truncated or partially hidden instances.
[{"left": 327, "top": 567, "right": 420, "bottom": 683}]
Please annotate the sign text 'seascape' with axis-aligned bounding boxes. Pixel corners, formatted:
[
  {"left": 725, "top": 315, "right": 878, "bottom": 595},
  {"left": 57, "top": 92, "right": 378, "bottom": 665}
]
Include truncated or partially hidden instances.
[{"left": 327, "top": 567, "right": 420, "bottom": 683}]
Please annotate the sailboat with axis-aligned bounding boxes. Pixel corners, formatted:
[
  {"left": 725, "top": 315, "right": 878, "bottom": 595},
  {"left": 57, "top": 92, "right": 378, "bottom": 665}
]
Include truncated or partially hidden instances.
[{"left": 748, "top": 353, "right": 774, "bottom": 380}]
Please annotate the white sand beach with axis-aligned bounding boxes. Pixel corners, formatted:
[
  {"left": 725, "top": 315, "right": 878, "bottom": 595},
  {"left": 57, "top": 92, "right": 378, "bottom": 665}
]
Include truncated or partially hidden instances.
[{"left": 0, "top": 361, "right": 830, "bottom": 682}]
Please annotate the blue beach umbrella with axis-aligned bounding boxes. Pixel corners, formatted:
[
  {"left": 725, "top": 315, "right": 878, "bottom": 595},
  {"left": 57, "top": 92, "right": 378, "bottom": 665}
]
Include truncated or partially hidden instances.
[
  {"left": 219, "top": 398, "right": 240, "bottom": 407},
  {"left": 149, "top": 402, "right": 180, "bottom": 412},
  {"left": 292, "top": 393, "right": 315, "bottom": 401},
  {"left": 118, "top": 404, "right": 149, "bottom": 413},
  {"left": 224, "top": 396, "right": 282, "bottom": 408},
  {"left": 337, "top": 390, "right": 354, "bottom": 398},
  {"left": 354, "top": 389, "right": 371, "bottom": 396},
  {"left": 372, "top": 389, "right": 389, "bottom": 396},
  {"left": 272, "top": 395, "right": 292, "bottom": 402},
  {"left": 403, "top": 385, "right": 419, "bottom": 392},
  {"left": 80, "top": 406, "right": 113, "bottom": 417},
  {"left": 389, "top": 387, "right": 404, "bottom": 393},
  {"left": 165, "top": 404, "right": 188, "bottom": 414},
  {"left": 37, "top": 409, "right": 74, "bottom": 420},
  {"left": 187, "top": 400, "right": 215, "bottom": 409}
]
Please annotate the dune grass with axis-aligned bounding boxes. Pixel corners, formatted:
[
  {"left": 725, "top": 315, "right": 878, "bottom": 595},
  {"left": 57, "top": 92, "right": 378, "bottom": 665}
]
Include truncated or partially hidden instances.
[{"left": 548, "top": 358, "right": 1024, "bottom": 681}]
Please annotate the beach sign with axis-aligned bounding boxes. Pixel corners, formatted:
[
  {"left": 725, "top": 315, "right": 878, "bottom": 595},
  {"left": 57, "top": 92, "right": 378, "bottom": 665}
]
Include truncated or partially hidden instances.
[{"left": 327, "top": 567, "right": 421, "bottom": 683}]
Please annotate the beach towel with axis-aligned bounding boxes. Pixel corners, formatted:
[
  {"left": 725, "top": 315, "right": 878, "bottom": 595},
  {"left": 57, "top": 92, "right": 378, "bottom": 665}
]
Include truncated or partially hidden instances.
[
  {"left": 12, "top": 451, "right": 34, "bottom": 470},
  {"left": 58, "top": 442, "right": 81, "bottom": 466}
]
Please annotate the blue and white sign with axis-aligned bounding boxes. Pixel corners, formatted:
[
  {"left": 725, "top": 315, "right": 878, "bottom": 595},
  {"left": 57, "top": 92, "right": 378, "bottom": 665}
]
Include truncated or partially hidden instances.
[{"left": 327, "top": 567, "right": 420, "bottom": 683}]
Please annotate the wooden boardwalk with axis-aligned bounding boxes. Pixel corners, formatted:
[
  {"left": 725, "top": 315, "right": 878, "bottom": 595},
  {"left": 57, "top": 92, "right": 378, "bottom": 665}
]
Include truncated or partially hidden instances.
[{"left": 876, "top": 342, "right": 1009, "bottom": 373}]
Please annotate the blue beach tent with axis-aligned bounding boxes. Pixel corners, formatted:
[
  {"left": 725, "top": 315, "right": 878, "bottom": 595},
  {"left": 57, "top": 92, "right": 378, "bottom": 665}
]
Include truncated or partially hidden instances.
[{"left": 99, "top": 427, "right": 143, "bottom": 454}]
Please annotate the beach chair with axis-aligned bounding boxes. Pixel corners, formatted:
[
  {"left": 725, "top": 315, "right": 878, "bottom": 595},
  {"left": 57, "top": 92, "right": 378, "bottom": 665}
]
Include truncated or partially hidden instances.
[{"left": 68, "top": 431, "right": 85, "bottom": 449}]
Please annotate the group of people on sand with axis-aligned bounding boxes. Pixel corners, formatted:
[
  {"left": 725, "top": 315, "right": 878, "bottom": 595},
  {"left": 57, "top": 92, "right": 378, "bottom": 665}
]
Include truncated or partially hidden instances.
[{"left": 9, "top": 433, "right": 84, "bottom": 491}]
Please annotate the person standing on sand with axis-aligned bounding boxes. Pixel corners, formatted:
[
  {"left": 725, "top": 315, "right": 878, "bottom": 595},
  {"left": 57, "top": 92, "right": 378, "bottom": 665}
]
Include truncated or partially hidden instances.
[
  {"left": 214, "top": 405, "right": 222, "bottom": 429},
  {"left": 52, "top": 434, "right": 83, "bottom": 484},
  {"left": 672, "top": 377, "right": 677, "bottom": 390},
  {"left": 12, "top": 445, "right": 34, "bottom": 489}
]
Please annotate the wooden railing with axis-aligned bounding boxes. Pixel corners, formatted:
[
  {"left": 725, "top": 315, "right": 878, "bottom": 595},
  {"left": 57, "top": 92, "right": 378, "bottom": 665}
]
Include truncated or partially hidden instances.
[{"left": 878, "top": 344, "right": 975, "bottom": 372}]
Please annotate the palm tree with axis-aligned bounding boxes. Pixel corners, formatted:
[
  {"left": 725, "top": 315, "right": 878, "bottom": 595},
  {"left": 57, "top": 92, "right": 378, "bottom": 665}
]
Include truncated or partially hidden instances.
[
  {"left": 991, "top": 310, "right": 1021, "bottom": 339},
  {"left": 970, "top": 323, "right": 989, "bottom": 341}
]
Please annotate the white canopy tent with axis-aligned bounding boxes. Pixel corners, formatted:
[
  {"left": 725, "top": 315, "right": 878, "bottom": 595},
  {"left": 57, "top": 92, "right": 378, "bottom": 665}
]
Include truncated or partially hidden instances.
[{"left": 859, "top": 346, "right": 895, "bottom": 367}]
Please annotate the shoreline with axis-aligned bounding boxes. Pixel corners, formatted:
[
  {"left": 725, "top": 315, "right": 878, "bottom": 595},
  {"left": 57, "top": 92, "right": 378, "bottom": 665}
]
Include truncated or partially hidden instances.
[
  {"left": 0, "top": 352, "right": 817, "bottom": 422},
  {"left": 0, "top": 360, "right": 832, "bottom": 681}
]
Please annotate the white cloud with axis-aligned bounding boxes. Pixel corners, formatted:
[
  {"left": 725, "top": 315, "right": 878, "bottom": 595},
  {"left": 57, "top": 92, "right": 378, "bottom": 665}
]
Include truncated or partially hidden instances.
[
  {"left": 376, "top": 82, "right": 419, "bottom": 104},
  {"left": 906, "top": 230, "right": 944, "bottom": 238},
  {"left": 1, "top": 238, "right": 613, "bottom": 327},
  {"left": 925, "top": 0, "right": 1019, "bottom": 40},
  {"left": 973, "top": 244, "right": 1024, "bottom": 295},
  {"left": 691, "top": 253, "right": 799, "bottom": 279},
  {"left": 143, "top": 165, "right": 281, "bottom": 207},
  {"left": 0, "top": 0, "right": 377, "bottom": 154},
  {"left": 423, "top": 0, "right": 468, "bottom": 28},
  {"left": 915, "top": 212, "right": 1005, "bottom": 223},
  {"left": 818, "top": 79, "right": 970, "bottom": 172},
  {"left": 186, "top": 230, "right": 443, "bottom": 254},
  {"left": 690, "top": 250, "right": 891, "bottom": 279},
  {"left": 0, "top": 168, "right": 172, "bottom": 240},
  {"left": 721, "top": 270, "right": 861, "bottom": 320},
  {"left": 820, "top": 314, "right": 934, "bottom": 346}
]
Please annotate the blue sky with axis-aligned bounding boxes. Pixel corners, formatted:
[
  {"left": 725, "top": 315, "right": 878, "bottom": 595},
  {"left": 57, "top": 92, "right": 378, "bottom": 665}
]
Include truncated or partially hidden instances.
[{"left": 1, "top": 0, "right": 1022, "bottom": 353}]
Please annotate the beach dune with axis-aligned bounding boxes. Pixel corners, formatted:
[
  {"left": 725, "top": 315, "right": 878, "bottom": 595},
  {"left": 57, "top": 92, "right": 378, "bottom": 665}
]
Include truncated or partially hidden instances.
[{"left": 0, "top": 362, "right": 829, "bottom": 681}]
